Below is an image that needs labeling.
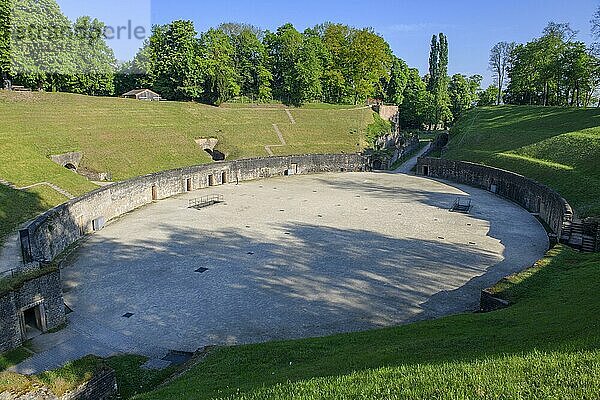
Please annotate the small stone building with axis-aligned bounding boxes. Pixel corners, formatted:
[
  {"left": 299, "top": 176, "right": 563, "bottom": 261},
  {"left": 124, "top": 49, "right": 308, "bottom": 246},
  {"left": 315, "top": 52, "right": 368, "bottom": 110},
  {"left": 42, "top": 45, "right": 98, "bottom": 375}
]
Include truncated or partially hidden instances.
[
  {"left": 121, "top": 89, "right": 161, "bottom": 101},
  {"left": 0, "top": 268, "right": 65, "bottom": 353}
]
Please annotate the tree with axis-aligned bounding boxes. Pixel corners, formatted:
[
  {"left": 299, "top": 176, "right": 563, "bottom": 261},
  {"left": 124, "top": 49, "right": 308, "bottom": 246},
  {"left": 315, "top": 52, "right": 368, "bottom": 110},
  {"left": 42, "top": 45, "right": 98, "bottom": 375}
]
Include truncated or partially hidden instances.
[
  {"left": 478, "top": 85, "right": 500, "bottom": 106},
  {"left": 223, "top": 26, "right": 272, "bottom": 101},
  {"left": 198, "top": 29, "right": 239, "bottom": 105},
  {"left": 448, "top": 74, "right": 481, "bottom": 118},
  {"left": 504, "top": 23, "right": 596, "bottom": 107},
  {"left": 346, "top": 28, "right": 393, "bottom": 104},
  {"left": 426, "top": 33, "right": 451, "bottom": 128},
  {"left": 145, "top": 20, "right": 202, "bottom": 101},
  {"left": 265, "top": 23, "right": 304, "bottom": 104},
  {"left": 489, "top": 41, "right": 515, "bottom": 105},
  {"left": 399, "top": 68, "right": 430, "bottom": 129},
  {"left": 0, "top": 0, "right": 11, "bottom": 84},
  {"left": 317, "top": 23, "right": 352, "bottom": 103},
  {"left": 427, "top": 35, "right": 439, "bottom": 93},
  {"left": 385, "top": 57, "right": 409, "bottom": 105},
  {"left": 218, "top": 22, "right": 263, "bottom": 40},
  {"left": 295, "top": 30, "right": 327, "bottom": 104},
  {"left": 11, "top": 0, "right": 76, "bottom": 91},
  {"left": 69, "top": 16, "right": 116, "bottom": 95}
]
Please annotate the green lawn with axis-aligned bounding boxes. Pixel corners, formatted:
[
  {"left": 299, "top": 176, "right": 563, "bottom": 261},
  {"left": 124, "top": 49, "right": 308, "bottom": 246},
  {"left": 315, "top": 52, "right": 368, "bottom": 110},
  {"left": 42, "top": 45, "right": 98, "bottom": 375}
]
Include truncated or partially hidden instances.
[
  {"left": 0, "top": 91, "right": 371, "bottom": 244},
  {"left": 133, "top": 246, "right": 600, "bottom": 399},
  {"left": 444, "top": 106, "right": 600, "bottom": 217}
]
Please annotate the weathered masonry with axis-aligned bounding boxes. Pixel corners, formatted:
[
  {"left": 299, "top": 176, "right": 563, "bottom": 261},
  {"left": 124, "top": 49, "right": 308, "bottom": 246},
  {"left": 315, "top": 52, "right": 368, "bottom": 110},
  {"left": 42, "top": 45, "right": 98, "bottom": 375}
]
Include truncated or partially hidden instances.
[
  {"left": 415, "top": 157, "right": 600, "bottom": 251},
  {"left": 20, "top": 154, "right": 366, "bottom": 263},
  {"left": 0, "top": 268, "right": 65, "bottom": 353}
]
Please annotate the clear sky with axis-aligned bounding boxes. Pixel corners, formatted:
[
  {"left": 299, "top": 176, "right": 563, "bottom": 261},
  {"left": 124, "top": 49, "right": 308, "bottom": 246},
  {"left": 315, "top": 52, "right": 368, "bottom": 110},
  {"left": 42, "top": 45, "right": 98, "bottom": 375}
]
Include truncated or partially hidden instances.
[{"left": 57, "top": 0, "right": 598, "bottom": 86}]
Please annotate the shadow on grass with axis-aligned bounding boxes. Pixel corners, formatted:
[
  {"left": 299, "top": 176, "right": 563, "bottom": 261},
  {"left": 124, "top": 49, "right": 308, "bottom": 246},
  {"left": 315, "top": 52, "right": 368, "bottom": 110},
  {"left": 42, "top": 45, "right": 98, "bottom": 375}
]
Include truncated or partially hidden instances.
[
  {"left": 451, "top": 106, "right": 600, "bottom": 154},
  {"left": 0, "top": 184, "right": 46, "bottom": 247}
]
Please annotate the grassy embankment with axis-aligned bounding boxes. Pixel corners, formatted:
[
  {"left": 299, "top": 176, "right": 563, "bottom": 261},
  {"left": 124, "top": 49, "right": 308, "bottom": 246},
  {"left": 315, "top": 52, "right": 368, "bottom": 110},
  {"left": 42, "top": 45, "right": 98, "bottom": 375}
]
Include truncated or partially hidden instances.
[
  {"left": 0, "top": 91, "right": 372, "bottom": 244},
  {"left": 444, "top": 106, "right": 600, "bottom": 217}
]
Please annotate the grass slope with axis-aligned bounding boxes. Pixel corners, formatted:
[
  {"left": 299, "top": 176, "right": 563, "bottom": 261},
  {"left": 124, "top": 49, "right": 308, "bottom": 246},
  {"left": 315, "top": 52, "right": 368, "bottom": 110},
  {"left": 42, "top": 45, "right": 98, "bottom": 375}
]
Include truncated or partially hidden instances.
[
  {"left": 444, "top": 106, "right": 600, "bottom": 217},
  {"left": 0, "top": 91, "right": 371, "bottom": 243},
  {"left": 136, "top": 246, "right": 600, "bottom": 400}
]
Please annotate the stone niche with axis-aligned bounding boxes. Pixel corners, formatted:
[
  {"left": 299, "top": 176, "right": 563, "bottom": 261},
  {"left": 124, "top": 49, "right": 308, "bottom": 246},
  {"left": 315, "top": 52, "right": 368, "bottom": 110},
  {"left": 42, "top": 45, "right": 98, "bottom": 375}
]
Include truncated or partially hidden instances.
[
  {"left": 49, "top": 152, "right": 83, "bottom": 172},
  {"left": 0, "top": 269, "right": 65, "bottom": 353},
  {"left": 195, "top": 138, "right": 226, "bottom": 161}
]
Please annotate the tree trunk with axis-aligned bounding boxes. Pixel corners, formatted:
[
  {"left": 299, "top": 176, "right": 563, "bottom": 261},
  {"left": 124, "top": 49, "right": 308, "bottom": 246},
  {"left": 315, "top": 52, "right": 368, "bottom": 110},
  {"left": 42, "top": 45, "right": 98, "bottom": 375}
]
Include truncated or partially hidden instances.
[{"left": 496, "top": 74, "right": 502, "bottom": 105}]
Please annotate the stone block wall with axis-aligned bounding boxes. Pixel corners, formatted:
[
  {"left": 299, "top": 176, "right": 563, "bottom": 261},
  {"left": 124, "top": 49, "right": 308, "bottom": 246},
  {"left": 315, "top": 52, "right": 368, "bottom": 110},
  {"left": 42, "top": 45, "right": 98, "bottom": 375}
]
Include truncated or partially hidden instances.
[
  {"left": 0, "top": 269, "right": 65, "bottom": 353},
  {"left": 23, "top": 154, "right": 366, "bottom": 263},
  {"left": 416, "top": 157, "right": 573, "bottom": 238},
  {"left": 0, "top": 292, "right": 21, "bottom": 352}
]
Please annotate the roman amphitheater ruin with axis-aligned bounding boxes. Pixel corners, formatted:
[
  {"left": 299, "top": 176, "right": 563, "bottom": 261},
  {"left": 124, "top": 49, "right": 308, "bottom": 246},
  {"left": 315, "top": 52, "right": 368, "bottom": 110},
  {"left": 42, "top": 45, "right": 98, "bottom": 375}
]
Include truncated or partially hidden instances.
[{"left": 3, "top": 153, "right": 572, "bottom": 372}]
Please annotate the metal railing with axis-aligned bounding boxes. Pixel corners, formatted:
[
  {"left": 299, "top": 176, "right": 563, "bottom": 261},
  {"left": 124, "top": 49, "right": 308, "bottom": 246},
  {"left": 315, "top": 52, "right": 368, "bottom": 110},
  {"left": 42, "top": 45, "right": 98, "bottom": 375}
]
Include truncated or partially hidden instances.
[
  {"left": 451, "top": 198, "right": 472, "bottom": 213},
  {"left": 188, "top": 194, "right": 224, "bottom": 209}
]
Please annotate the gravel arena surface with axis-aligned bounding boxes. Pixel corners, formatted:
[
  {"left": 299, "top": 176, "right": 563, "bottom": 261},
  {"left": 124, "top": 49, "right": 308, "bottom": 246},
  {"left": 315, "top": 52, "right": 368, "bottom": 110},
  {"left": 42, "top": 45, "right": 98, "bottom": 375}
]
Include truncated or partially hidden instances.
[{"left": 61, "top": 172, "right": 548, "bottom": 353}]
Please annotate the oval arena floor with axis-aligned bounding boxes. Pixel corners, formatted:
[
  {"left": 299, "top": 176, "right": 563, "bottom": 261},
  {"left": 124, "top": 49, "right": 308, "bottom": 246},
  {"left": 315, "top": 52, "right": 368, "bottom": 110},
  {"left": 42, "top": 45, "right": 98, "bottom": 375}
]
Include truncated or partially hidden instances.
[{"left": 61, "top": 172, "right": 548, "bottom": 355}]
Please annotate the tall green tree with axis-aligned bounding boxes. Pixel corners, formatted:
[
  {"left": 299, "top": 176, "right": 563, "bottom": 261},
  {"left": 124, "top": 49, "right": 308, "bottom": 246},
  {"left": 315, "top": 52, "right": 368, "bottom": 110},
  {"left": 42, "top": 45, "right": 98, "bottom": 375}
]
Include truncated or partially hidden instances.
[
  {"left": 265, "top": 23, "right": 304, "bottom": 104},
  {"left": 295, "top": 30, "right": 327, "bottom": 104},
  {"left": 505, "top": 23, "right": 597, "bottom": 107},
  {"left": 448, "top": 74, "right": 481, "bottom": 118},
  {"left": 478, "top": 85, "right": 500, "bottom": 106},
  {"left": 69, "top": 16, "right": 116, "bottom": 95},
  {"left": 385, "top": 56, "right": 409, "bottom": 105},
  {"left": 426, "top": 33, "right": 451, "bottom": 128},
  {"left": 347, "top": 28, "right": 393, "bottom": 104},
  {"left": 146, "top": 20, "right": 202, "bottom": 100},
  {"left": 221, "top": 25, "right": 272, "bottom": 101},
  {"left": 317, "top": 23, "right": 352, "bottom": 103},
  {"left": 198, "top": 28, "right": 239, "bottom": 105},
  {"left": 11, "top": 0, "right": 76, "bottom": 90},
  {"left": 399, "top": 68, "right": 430, "bottom": 129},
  {"left": 427, "top": 35, "right": 439, "bottom": 93}
]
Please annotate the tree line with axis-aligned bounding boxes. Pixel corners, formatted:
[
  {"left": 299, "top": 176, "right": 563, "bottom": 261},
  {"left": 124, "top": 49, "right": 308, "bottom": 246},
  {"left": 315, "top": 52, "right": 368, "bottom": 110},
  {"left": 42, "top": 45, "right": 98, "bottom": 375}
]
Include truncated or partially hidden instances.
[
  {"left": 117, "top": 21, "right": 398, "bottom": 107},
  {"left": 2, "top": 0, "right": 482, "bottom": 129},
  {"left": 484, "top": 16, "right": 600, "bottom": 107}
]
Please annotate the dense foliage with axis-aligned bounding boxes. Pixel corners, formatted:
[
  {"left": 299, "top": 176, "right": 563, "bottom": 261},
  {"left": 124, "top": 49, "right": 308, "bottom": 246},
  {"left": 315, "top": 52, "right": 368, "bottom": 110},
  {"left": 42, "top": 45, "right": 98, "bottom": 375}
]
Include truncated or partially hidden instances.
[
  {"left": 8, "top": 0, "right": 115, "bottom": 94},
  {"left": 490, "top": 22, "right": 599, "bottom": 107},
  {"left": 0, "top": 0, "right": 10, "bottom": 82},
  {"left": 122, "top": 21, "right": 398, "bottom": 106}
]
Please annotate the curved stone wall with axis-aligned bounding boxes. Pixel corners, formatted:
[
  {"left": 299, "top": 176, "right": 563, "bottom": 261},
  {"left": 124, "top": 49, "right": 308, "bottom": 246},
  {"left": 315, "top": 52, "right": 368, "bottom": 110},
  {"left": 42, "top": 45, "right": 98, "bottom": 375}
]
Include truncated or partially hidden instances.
[
  {"left": 21, "top": 154, "right": 366, "bottom": 263},
  {"left": 416, "top": 157, "right": 573, "bottom": 239}
]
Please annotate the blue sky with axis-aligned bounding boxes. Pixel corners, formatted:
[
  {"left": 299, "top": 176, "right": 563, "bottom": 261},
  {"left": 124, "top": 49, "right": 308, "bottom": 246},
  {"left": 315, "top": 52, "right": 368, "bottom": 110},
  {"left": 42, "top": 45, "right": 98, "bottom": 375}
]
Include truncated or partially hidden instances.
[{"left": 57, "top": 0, "right": 598, "bottom": 86}]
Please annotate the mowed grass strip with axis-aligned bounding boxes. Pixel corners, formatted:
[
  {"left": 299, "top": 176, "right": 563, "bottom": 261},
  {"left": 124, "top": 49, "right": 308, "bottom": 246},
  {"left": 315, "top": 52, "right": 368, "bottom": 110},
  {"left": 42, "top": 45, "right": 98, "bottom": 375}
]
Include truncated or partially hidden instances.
[
  {"left": 135, "top": 246, "right": 600, "bottom": 400},
  {"left": 445, "top": 105, "right": 600, "bottom": 217}
]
